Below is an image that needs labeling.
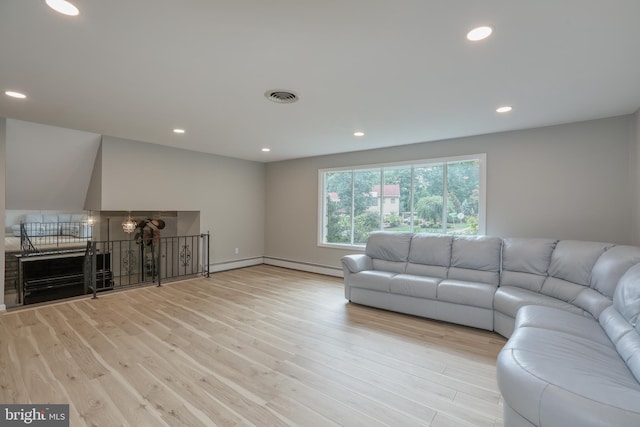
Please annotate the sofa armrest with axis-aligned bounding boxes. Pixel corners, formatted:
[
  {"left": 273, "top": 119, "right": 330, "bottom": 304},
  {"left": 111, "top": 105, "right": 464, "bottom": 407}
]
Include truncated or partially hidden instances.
[
  {"left": 342, "top": 254, "right": 373, "bottom": 274},
  {"left": 342, "top": 254, "right": 372, "bottom": 301}
]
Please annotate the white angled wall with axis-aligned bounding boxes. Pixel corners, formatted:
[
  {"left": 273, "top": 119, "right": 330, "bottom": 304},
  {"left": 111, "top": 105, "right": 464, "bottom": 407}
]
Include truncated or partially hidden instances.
[{"left": 5, "top": 119, "right": 101, "bottom": 210}]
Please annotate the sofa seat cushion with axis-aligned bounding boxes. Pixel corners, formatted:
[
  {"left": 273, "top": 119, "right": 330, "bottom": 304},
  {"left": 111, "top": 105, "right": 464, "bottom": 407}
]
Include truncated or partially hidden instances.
[
  {"left": 405, "top": 262, "right": 447, "bottom": 279},
  {"left": 389, "top": 274, "right": 441, "bottom": 299},
  {"left": 498, "top": 326, "right": 640, "bottom": 427},
  {"left": 437, "top": 279, "right": 496, "bottom": 309},
  {"left": 349, "top": 271, "right": 396, "bottom": 293},
  {"left": 515, "top": 305, "right": 612, "bottom": 347},
  {"left": 494, "top": 286, "right": 585, "bottom": 319}
]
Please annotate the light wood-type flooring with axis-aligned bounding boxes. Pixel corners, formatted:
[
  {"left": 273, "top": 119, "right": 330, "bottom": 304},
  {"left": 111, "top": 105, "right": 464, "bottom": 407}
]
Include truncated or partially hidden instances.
[{"left": 0, "top": 265, "right": 507, "bottom": 427}]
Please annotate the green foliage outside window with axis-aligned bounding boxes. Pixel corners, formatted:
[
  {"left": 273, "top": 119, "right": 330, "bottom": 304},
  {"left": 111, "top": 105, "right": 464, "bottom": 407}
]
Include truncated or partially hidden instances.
[{"left": 321, "top": 156, "right": 484, "bottom": 246}]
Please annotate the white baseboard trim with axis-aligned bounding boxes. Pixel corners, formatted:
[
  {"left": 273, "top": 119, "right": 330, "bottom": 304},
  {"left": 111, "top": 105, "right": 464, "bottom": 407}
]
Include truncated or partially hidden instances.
[
  {"left": 207, "top": 256, "right": 344, "bottom": 278},
  {"left": 0, "top": 304, "right": 6, "bottom": 312},
  {"left": 263, "top": 257, "right": 344, "bottom": 278},
  {"left": 208, "top": 257, "right": 264, "bottom": 273}
]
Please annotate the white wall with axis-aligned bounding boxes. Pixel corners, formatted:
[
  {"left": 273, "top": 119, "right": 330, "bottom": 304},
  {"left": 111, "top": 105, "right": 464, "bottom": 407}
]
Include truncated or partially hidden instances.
[
  {"left": 98, "top": 136, "right": 265, "bottom": 264},
  {"left": 3, "top": 114, "right": 637, "bottom": 287},
  {"left": 1, "top": 119, "right": 265, "bottom": 270},
  {"left": 177, "top": 211, "right": 200, "bottom": 236},
  {"left": 0, "top": 117, "right": 6, "bottom": 310},
  {"left": 265, "top": 115, "right": 637, "bottom": 272},
  {"left": 4, "top": 210, "right": 29, "bottom": 232},
  {"left": 6, "top": 119, "right": 101, "bottom": 210},
  {"left": 84, "top": 142, "right": 103, "bottom": 210}
]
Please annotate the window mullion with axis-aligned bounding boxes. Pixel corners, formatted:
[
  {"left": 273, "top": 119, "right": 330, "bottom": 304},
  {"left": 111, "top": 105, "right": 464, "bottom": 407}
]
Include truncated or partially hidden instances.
[
  {"left": 410, "top": 166, "right": 415, "bottom": 233},
  {"left": 350, "top": 170, "right": 355, "bottom": 245},
  {"left": 442, "top": 163, "right": 448, "bottom": 234},
  {"left": 379, "top": 169, "right": 384, "bottom": 230}
]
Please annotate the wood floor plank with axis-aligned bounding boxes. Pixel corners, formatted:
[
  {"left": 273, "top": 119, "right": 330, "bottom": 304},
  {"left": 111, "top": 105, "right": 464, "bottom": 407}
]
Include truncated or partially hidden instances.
[
  {"left": 266, "top": 394, "right": 341, "bottom": 427},
  {"left": 0, "top": 265, "right": 506, "bottom": 426},
  {"left": 12, "top": 325, "right": 66, "bottom": 404},
  {"left": 0, "top": 320, "right": 29, "bottom": 404},
  {"left": 279, "top": 355, "right": 437, "bottom": 426}
]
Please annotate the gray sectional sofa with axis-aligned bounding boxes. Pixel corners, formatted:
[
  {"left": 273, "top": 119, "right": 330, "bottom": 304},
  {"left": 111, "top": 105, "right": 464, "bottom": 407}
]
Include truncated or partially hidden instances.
[{"left": 341, "top": 231, "right": 640, "bottom": 427}]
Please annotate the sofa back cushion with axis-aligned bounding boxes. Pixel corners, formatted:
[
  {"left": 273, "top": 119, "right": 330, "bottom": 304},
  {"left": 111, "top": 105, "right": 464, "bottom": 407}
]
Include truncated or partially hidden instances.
[
  {"left": 590, "top": 245, "right": 640, "bottom": 298},
  {"left": 57, "top": 214, "right": 71, "bottom": 223},
  {"left": 540, "top": 240, "right": 613, "bottom": 303},
  {"left": 24, "top": 213, "right": 43, "bottom": 223},
  {"left": 605, "top": 263, "right": 640, "bottom": 382},
  {"left": 547, "top": 240, "right": 614, "bottom": 286},
  {"left": 447, "top": 236, "right": 502, "bottom": 285},
  {"left": 71, "top": 214, "right": 87, "bottom": 222},
  {"left": 405, "top": 234, "right": 452, "bottom": 278},
  {"left": 365, "top": 231, "right": 412, "bottom": 273},
  {"left": 577, "top": 245, "right": 640, "bottom": 319},
  {"left": 43, "top": 214, "right": 58, "bottom": 223},
  {"left": 500, "top": 238, "right": 557, "bottom": 292}
]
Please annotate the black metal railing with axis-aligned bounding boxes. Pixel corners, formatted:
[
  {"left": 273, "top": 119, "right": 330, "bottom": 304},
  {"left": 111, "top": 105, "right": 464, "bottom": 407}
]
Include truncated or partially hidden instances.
[
  {"left": 20, "top": 223, "right": 38, "bottom": 255},
  {"left": 85, "top": 233, "right": 210, "bottom": 298},
  {"left": 20, "top": 221, "right": 93, "bottom": 255}
]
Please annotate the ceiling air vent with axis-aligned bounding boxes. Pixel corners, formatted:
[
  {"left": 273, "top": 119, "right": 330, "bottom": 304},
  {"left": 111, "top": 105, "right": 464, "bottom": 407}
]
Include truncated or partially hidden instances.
[{"left": 265, "top": 90, "right": 298, "bottom": 104}]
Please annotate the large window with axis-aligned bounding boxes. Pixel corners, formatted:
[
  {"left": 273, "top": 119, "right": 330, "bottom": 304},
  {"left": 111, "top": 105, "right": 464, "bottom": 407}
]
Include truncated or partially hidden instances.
[{"left": 319, "top": 154, "right": 485, "bottom": 247}]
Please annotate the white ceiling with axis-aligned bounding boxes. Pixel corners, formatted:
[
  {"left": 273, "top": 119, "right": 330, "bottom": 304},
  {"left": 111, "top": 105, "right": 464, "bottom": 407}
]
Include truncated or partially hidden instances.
[{"left": 1, "top": 1, "right": 639, "bottom": 163}]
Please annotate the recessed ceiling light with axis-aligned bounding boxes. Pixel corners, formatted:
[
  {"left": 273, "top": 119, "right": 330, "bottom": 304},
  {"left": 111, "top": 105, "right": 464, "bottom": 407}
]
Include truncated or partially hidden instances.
[
  {"left": 261, "top": 148, "right": 271, "bottom": 152},
  {"left": 5, "top": 91, "right": 27, "bottom": 99},
  {"left": 45, "top": 0, "right": 80, "bottom": 16},
  {"left": 173, "top": 128, "right": 186, "bottom": 134},
  {"left": 496, "top": 106, "right": 513, "bottom": 113},
  {"left": 467, "top": 26, "right": 493, "bottom": 41},
  {"left": 353, "top": 131, "right": 365, "bottom": 137}
]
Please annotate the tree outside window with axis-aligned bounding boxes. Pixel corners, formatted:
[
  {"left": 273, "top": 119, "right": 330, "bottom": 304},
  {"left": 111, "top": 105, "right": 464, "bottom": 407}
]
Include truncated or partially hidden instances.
[{"left": 320, "top": 155, "right": 485, "bottom": 247}]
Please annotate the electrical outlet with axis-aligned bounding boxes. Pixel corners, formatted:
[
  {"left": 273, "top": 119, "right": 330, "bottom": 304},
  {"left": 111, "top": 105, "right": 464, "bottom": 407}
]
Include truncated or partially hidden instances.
[{"left": 235, "top": 248, "right": 239, "bottom": 254}]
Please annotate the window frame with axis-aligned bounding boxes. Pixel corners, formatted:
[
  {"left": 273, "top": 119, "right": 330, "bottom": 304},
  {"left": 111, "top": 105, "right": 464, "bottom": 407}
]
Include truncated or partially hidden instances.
[{"left": 317, "top": 153, "right": 486, "bottom": 250}]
